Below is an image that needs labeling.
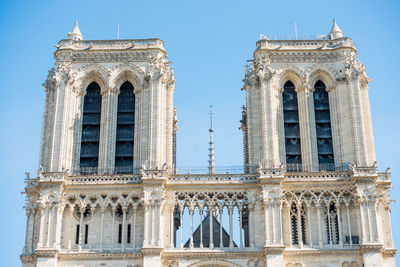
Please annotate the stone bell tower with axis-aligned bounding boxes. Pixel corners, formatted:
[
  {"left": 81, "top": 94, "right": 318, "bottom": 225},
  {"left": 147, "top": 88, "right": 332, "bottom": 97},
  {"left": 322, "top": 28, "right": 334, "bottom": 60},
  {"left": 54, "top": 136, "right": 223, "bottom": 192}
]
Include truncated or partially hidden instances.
[
  {"left": 21, "top": 21, "right": 395, "bottom": 267},
  {"left": 22, "top": 22, "right": 176, "bottom": 267},
  {"left": 242, "top": 19, "right": 375, "bottom": 173},
  {"left": 240, "top": 19, "right": 396, "bottom": 267},
  {"left": 39, "top": 22, "right": 176, "bottom": 174}
]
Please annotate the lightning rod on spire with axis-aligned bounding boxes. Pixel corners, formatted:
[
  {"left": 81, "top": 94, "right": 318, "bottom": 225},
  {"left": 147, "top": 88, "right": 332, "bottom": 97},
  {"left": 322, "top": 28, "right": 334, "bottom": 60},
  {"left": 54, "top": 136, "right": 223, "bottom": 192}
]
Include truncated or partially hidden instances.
[{"left": 208, "top": 105, "right": 216, "bottom": 174}]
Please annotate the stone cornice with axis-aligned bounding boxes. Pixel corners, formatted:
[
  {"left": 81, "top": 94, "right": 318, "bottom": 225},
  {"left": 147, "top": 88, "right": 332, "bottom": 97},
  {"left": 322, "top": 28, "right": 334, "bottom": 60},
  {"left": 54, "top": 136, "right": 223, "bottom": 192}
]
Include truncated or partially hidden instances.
[
  {"left": 56, "top": 38, "right": 164, "bottom": 51},
  {"left": 264, "top": 245, "right": 286, "bottom": 254},
  {"left": 34, "top": 248, "right": 60, "bottom": 257},
  {"left": 162, "top": 249, "right": 264, "bottom": 259},
  {"left": 59, "top": 251, "right": 143, "bottom": 260},
  {"left": 55, "top": 50, "right": 160, "bottom": 64},
  {"left": 381, "top": 248, "right": 397, "bottom": 257},
  {"left": 141, "top": 247, "right": 163, "bottom": 256},
  {"left": 360, "top": 244, "right": 383, "bottom": 254},
  {"left": 284, "top": 248, "right": 360, "bottom": 256},
  {"left": 255, "top": 50, "right": 345, "bottom": 63}
]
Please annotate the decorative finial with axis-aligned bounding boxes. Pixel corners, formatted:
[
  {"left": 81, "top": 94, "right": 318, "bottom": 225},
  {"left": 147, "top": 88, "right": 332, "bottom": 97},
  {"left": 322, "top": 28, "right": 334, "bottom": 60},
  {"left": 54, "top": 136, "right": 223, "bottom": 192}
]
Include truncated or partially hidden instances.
[
  {"left": 208, "top": 105, "right": 216, "bottom": 174},
  {"left": 68, "top": 21, "right": 83, "bottom": 41},
  {"left": 329, "top": 18, "right": 344, "bottom": 39}
]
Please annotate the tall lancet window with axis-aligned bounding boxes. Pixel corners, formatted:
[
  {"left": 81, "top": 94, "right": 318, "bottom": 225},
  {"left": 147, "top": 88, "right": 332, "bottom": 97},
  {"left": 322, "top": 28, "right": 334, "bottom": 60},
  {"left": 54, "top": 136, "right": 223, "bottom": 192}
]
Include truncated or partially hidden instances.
[
  {"left": 313, "top": 80, "right": 334, "bottom": 171},
  {"left": 80, "top": 82, "right": 102, "bottom": 173},
  {"left": 283, "top": 81, "right": 302, "bottom": 171},
  {"left": 115, "top": 81, "right": 135, "bottom": 173}
]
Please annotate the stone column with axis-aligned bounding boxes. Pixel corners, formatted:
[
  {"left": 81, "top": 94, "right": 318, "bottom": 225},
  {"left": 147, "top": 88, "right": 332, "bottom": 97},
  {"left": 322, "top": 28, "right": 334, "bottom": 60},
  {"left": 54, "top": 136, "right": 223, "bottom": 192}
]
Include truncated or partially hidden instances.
[
  {"left": 307, "top": 203, "right": 312, "bottom": 246},
  {"left": 297, "top": 84, "right": 318, "bottom": 171},
  {"left": 271, "top": 200, "right": 276, "bottom": 244},
  {"left": 99, "top": 207, "right": 105, "bottom": 251},
  {"left": 49, "top": 76, "right": 66, "bottom": 172},
  {"left": 327, "top": 86, "right": 344, "bottom": 169},
  {"left": 336, "top": 202, "right": 343, "bottom": 247},
  {"left": 348, "top": 74, "right": 368, "bottom": 165},
  {"left": 152, "top": 202, "right": 156, "bottom": 246},
  {"left": 209, "top": 205, "right": 214, "bottom": 249},
  {"left": 78, "top": 207, "right": 84, "bottom": 251},
  {"left": 169, "top": 205, "right": 174, "bottom": 248},
  {"left": 111, "top": 207, "right": 116, "bottom": 251},
  {"left": 68, "top": 207, "right": 74, "bottom": 251},
  {"left": 23, "top": 208, "right": 33, "bottom": 254},
  {"left": 54, "top": 204, "right": 64, "bottom": 249},
  {"left": 346, "top": 202, "right": 353, "bottom": 246},
  {"left": 316, "top": 203, "right": 323, "bottom": 248},
  {"left": 264, "top": 201, "right": 270, "bottom": 245},
  {"left": 296, "top": 203, "right": 303, "bottom": 247},
  {"left": 98, "top": 88, "right": 118, "bottom": 174},
  {"left": 121, "top": 206, "right": 127, "bottom": 251},
  {"left": 369, "top": 198, "right": 379, "bottom": 242},
  {"left": 144, "top": 203, "right": 149, "bottom": 246},
  {"left": 249, "top": 204, "right": 254, "bottom": 247},
  {"left": 71, "top": 92, "right": 85, "bottom": 173},
  {"left": 39, "top": 76, "right": 56, "bottom": 170},
  {"left": 190, "top": 207, "right": 194, "bottom": 249},
  {"left": 359, "top": 199, "right": 368, "bottom": 243},
  {"left": 229, "top": 205, "right": 234, "bottom": 248},
  {"left": 132, "top": 205, "right": 137, "bottom": 249},
  {"left": 239, "top": 205, "right": 243, "bottom": 248},
  {"left": 46, "top": 204, "right": 52, "bottom": 247}
]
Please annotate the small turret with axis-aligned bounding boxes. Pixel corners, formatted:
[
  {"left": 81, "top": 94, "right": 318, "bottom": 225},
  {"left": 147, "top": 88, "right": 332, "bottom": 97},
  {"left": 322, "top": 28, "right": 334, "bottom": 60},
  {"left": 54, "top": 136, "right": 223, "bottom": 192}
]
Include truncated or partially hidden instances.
[
  {"left": 329, "top": 19, "right": 344, "bottom": 39},
  {"left": 68, "top": 21, "right": 83, "bottom": 41}
]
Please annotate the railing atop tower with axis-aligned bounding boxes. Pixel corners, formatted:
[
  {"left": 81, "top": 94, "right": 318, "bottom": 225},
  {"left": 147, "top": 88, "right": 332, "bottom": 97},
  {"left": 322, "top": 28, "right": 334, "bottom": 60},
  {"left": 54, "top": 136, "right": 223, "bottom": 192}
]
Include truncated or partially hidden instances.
[{"left": 256, "top": 35, "right": 353, "bottom": 50}]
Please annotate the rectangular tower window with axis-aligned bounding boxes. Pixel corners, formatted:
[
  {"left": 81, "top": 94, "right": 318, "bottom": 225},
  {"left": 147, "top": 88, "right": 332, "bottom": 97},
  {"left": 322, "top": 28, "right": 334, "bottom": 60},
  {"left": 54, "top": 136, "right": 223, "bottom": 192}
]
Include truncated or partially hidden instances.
[
  {"left": 79, "top": 82, "right": 102, "bottom": 174},
  {"left": 118, "top": 224, "right": 122, "bottom": 243},
  {"left": 84, "top": 224, "right": 89, "bottom": 244},
  {"left": 127, "top": 224, "right": 131, "bottom": 244},
  {"left": 282, "top": 81, "right": 302, "bottom": 171},
  {"left": 115, "top": 82, "right": 135, "bottom": 174},
  {"left": 75, "top": 225, "right": 80, "bottom": 244}
]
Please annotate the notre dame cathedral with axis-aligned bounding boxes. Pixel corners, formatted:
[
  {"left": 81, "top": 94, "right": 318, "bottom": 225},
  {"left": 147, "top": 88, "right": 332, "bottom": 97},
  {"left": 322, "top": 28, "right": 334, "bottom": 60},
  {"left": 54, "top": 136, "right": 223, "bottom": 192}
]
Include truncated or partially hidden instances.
[{"left": 21, "top": 20, "right": 396, "bottom": 267}]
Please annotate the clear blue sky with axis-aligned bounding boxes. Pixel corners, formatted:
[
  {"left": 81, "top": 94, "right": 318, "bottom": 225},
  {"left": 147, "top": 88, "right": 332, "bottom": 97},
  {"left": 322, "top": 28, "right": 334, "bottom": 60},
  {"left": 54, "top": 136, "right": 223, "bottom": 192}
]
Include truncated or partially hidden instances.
[{"left": 0, "top": 0, "right": 399, "bottom": 265}]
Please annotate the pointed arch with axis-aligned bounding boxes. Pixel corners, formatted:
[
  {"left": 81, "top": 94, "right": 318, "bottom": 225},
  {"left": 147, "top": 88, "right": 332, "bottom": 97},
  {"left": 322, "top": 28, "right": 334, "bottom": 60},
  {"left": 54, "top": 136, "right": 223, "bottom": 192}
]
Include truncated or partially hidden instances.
[
  {"left": 274, "top": 66, "right": 305, "bottom": 91},
  {"left": 307, "top": 63, "right": 339, "bottom": 88},
  {"left": 75, "top": 64, "right": 110, "bottom": 94},
  {"left": 110, "top": 63, "right": 145, "bottom": 93}
]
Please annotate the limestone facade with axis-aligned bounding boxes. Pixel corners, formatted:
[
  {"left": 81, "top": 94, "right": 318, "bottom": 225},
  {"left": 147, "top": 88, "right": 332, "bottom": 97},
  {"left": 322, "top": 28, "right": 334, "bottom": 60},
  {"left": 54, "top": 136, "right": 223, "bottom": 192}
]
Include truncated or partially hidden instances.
[{"left": 21, "top": 21, "right": 396, "bottom": 267}]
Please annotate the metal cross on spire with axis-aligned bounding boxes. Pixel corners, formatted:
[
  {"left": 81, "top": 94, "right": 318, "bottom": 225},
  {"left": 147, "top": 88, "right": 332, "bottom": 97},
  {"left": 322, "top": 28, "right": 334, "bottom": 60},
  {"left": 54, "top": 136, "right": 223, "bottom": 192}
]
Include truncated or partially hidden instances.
[{"left": 208, "top": 105, "right": 216, "bottom": 174}]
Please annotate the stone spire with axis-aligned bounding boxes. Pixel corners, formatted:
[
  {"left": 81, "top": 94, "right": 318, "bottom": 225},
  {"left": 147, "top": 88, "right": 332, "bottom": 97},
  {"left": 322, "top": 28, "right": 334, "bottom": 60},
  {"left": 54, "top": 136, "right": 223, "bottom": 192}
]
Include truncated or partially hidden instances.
[
  {"left": 208, "top": 105, "right": 216, "bottom": 174},
  {"left": 68, "top": 21, "right": 83, "bottom": 41},
  {"left": 329, "top": 19, "right": 344, "bottom": 39}
]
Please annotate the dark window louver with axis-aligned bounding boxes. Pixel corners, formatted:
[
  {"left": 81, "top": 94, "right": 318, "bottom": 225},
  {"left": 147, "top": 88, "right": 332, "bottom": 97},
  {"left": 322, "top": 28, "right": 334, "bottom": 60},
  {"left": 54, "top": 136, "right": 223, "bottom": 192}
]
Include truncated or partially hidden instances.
[
  {"left": 115, "top": 81, "right": 135, "bottom": 173},
  {"left": 313, "top": 80, "right": 334, "bottom": 170},
  {"left": 80, "top": 82, "right": 102, "bottom": 171},
  {"left": 283, "top": 81, "right": 302, "bottom": 170}
]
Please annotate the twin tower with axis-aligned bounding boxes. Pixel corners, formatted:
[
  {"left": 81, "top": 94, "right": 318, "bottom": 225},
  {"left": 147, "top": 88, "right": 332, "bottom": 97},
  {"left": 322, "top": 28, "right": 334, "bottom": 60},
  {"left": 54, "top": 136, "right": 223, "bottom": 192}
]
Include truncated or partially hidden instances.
[{"left": 22, "top": 21, "right": 395, "bottom": 267}]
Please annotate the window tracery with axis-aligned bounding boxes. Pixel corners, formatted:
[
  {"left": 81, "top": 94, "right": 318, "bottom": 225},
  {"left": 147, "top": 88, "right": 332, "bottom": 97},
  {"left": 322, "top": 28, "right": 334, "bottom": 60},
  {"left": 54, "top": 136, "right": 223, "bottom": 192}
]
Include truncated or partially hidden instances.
[{"left": 173, "top": 191, "right": 249, "bottom": 248}]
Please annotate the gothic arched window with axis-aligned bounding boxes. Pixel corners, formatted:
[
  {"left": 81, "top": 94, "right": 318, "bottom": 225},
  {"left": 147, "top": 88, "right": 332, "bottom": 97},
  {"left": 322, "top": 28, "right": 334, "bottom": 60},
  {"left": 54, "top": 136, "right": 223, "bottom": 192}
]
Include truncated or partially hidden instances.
[
  {"left": 283, "top": 81, "right": 302, "bottom": 171},
  {"left": 325, "top": 202, "right": 339, "bottom": 245},
  {"left": 313, "top": 80, "right": 334, "bottom": 171},
  {"left": 290, "top": 203, "right": 307, "bottom": 245},
  {"left": 79, "top": 82, "right": 102, "bottom": 173},
  {"left": 115, "top": 81, "right": 135, "bottom": 173}
]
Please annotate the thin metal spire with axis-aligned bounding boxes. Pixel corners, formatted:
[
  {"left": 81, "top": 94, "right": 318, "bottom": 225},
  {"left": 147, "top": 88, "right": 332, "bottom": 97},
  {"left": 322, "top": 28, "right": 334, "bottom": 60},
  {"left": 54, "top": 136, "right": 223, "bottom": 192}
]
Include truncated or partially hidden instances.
[{"left": 208, "top": 105, "right": 216, "bottom": 174}]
